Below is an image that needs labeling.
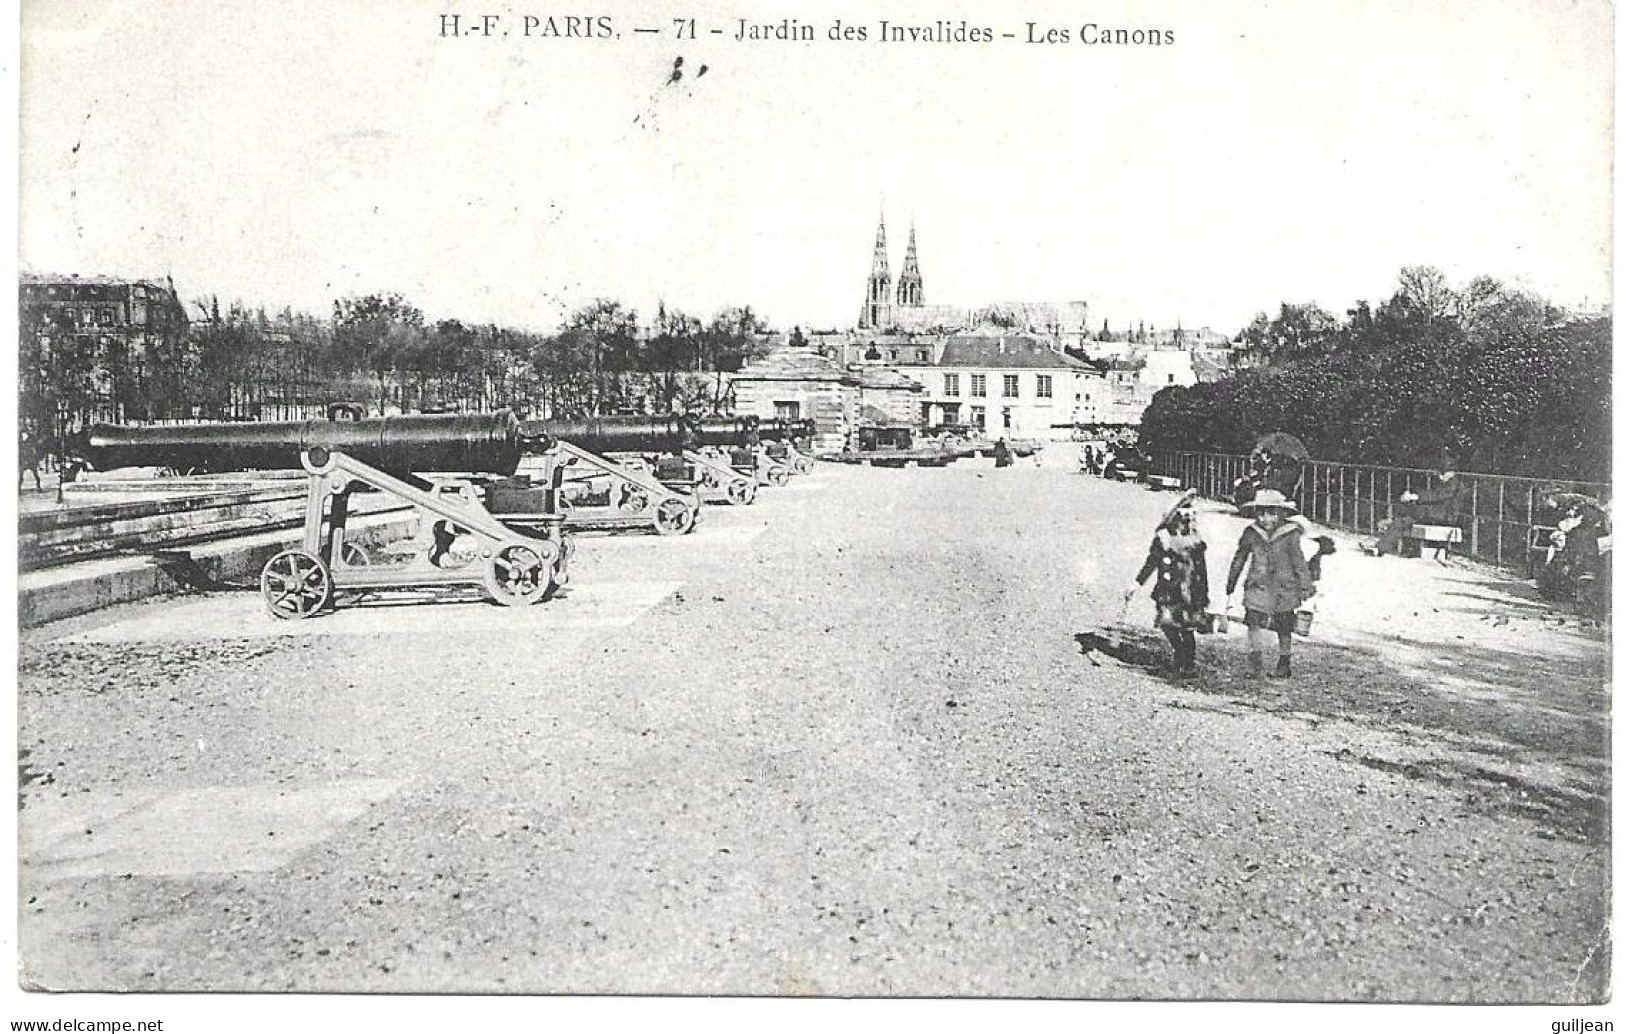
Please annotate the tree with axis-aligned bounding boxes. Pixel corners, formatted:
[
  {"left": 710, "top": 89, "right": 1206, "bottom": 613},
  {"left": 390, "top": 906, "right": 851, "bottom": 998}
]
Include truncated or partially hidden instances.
[
  {"left": 18, "top": 300, "right": 90, "bottom": 457},
  {"left": 701, "top": 305, "right": 772, "bottom": 406},
  {"left": 535, "top": 299, "right": 640, "bottom": 416},
  {"left": 1395, "top": 264, "right": 1458, "bottom": 327},
  {"left": 645, "top": 302, "right": 705, "bottom": 412},
  {"left": 1140, "top": 267, "right": 1609, "bottom": 480},
  {"left": 1234, "top": 303, "right": 1339, "bottom": 367},
  {"left": 332, "top": 293, "right": 425, "bottom": 411}
]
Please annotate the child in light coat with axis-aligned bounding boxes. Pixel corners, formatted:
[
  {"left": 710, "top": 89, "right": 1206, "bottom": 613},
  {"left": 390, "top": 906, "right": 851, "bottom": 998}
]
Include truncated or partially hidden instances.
[{"left": 1225, "top": 489, "right": 1315, "bottom": 678}]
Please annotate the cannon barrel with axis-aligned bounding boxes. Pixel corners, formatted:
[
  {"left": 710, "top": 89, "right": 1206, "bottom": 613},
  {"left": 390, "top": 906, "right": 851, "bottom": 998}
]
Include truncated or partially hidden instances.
[
  {"left": 85, "top": 411, "right": 529, "bottom": 475},
  {"left": 754, "top": 418, "right": 815, "bottom": 442},
  {"left": 693, "top": 416, "right": 760, "bottom": 448},
  {"left": 522, "top": 416, "right": 693, "bottom": 454},
  {"left": 524, "top": 415, "right": 761, "bottom": 452}
]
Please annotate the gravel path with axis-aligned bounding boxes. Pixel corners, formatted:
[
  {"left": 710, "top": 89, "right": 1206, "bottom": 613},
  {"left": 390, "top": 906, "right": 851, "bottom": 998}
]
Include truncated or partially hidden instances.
[{"left": 17, "top": 448, "right": 1610, "bottom": 1000}]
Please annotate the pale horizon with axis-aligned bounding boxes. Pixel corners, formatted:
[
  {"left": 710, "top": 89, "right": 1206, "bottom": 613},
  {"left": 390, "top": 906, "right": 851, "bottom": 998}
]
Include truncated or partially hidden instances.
[{"left": 19, "top": 0, "right": 1613, "bottom": 337}]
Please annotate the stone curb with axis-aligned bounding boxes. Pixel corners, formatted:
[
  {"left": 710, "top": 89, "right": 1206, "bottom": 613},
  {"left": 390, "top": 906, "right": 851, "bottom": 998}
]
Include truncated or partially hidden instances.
[{"left": 18, "top": 513, "right": 418, "bottom": 628}]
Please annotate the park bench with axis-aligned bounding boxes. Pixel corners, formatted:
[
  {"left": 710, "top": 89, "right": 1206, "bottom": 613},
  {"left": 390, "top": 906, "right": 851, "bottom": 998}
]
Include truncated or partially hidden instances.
[{"left": 1405, "top": 523, "right": 1461, "bottom": 561}]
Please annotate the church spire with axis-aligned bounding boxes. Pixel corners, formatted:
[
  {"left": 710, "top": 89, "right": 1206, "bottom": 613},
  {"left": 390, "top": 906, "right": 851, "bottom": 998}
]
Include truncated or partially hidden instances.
[
  {"left": 896, "top": 222, "right": 924, "bottom": 308},
  {"left": 861, "top": 212, "right": 891, "bottom": 329}
]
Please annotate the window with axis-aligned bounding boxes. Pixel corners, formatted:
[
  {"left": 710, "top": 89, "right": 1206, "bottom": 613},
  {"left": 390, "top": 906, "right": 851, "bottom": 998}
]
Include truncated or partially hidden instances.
[
  {"left": 943, "top": 373, "right": 960, "bottom": 397},
  {"left": 1036, "top": 375, "right": 1052, "bottom": 398},
  {"left": 970, "top": 374, "right": 987, "bottom": 398},
  {"left": 1168, "top": 374, "right": 1175, "bottom": 384},
  {"left": 915, "top": 349, "right": 929, "bottom": 363},
  {"left": 1002, "top": 374, "right": 1019, "bottom": 398},
  {"left": 970, "top": 406, "right": 986, "bottom": 431},
  {"left": 774, "top": 400, "right": 800, "bottom": 421},
  {"left": 1001, "top": 407, "right": 1013, "bottom": 430},
  {"left": 889, "top": 349, "right": 899, "bottom": 360}
]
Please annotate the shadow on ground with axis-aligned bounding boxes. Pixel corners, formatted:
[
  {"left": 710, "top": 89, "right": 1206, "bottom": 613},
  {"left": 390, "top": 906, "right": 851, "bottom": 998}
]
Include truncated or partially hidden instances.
[{"left": 1074, "top": 621, "right": 1609, "bottom": 846}]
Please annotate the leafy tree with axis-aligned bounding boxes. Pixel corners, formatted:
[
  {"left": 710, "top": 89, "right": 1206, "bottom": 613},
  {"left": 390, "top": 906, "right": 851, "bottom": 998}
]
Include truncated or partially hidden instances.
[
  {"left": 1234, "top": 303, "right": 1339, "bottom": 367},
  {"left": 1141, "top": 267, "right": 1610, "bottom": 480},
  {"left": 700, "top": 306, "right": 771, "bottom": 402},
  {"left": 535, "top": 299, "right": 640, "bottom": 416},
  {"left": 332, "top": 293, "right": 425, "bottom": 411},
  {"left": 18, "top": 300, "right": 90, "bottom": 458},
  {"left": 645, "top": 302, "right": 706, "bottom": 412}
]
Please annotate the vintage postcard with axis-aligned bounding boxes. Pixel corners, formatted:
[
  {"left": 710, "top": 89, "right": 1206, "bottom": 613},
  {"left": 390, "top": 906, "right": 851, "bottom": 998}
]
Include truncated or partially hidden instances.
[{"left": 10, "top": 0, "right": 1614, "bottom": 1030}]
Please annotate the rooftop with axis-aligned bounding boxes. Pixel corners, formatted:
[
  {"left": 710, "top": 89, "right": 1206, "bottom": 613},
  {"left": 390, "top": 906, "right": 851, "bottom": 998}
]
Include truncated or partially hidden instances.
[{"left": 937, "top": 335, "right": 1095, "bottom": 371}]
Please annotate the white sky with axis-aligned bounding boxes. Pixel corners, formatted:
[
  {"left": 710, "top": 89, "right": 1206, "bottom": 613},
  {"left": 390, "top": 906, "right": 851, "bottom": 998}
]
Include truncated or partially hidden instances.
[{"left": 18, "top": 0, "right": 1614, "bottom": 335}]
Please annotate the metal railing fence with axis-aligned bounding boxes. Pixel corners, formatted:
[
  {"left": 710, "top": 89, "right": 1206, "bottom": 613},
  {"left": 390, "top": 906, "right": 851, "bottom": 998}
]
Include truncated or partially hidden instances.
[{"left": 1158, "top": 451, "right": 1610, "bottom": 573}]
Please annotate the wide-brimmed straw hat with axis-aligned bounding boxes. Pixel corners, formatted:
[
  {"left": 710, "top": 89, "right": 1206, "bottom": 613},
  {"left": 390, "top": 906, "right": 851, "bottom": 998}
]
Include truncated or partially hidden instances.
[
  {"left": 1159, "top": 488, "right": 1199, "bottom": 527},
  {"left": 1238, "top": 488, "right": 1298, "bottom": 514}
]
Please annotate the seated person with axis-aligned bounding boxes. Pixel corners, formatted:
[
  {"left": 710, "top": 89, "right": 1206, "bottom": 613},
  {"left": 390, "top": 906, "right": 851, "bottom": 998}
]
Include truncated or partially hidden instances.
[{"left": 1369, "top": 465, "right": 1463, "bottom": 556}]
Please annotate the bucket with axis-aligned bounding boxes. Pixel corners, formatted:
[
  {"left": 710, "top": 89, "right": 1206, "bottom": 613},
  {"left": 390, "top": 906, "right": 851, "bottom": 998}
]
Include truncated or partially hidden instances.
[
  {"left": 1294, "top": 608, "right": 1314, "bottom": 636},
  {"left": 1210, "top": 611, "right": 1230, "bottom": 634}
]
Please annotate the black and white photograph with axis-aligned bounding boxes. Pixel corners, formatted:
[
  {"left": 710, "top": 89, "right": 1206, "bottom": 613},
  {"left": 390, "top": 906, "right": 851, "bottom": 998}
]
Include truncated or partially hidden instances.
[{"left": 8, "top": 0, "right": 1615, "bottom": 1029}]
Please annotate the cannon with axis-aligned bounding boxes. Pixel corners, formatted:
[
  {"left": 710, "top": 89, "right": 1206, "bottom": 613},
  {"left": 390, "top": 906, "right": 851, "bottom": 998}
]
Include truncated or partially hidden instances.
[
  {"left": 686, "top": 415, "right": 798, "bottom": 486},
  {"left": 523, "top": 415, "right": 766, "bottom": 509},
  {"left": 83, "top": 411, "right": 570, "bottom": 618},
  {"left": 517, "top": 416, "right": 713, "bottom": 529},
  {"left": 754, "top": 418, "right": 818, "bottom": 474}
]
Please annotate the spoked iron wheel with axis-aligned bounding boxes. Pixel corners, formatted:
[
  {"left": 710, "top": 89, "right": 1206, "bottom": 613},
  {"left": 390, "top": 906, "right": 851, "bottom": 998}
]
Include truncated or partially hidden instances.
[
  {"left": 485, "top": 545, "right": 551, "bottom": 606},
  {"left": 339, "top": 542, "right": 370, "bottom": 566},
  {"left": 765, "top": 465, "right": 790, "bottom": 487},
  {"left": 653, "top": 498, "right": 698, "bottom": 536},
  {"left": 725, "top": 478, "right": 758, "bottom": 506},
  {"left": 260, "top": 549, "right": 332, "bottom": 619}
]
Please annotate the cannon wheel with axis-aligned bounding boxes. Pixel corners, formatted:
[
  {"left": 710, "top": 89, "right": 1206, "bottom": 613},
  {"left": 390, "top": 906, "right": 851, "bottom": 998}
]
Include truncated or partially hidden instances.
[
  {"left": 653, "top": 498, "right": 697, "bottom": 536},
  {"left": 726, "top": 479, "right": 758, "bottom": 506},
  {"left": 794, "top": 457, "right": 815, "bottom": 474},
  {"left": 338, "top": 542, "right": 369, "bottom": 567},
  {"left": 765, "top": 465, "right": 790, "bottom": 487},
  {"left": 261, "top": 549, "right": 332, "bottom": 620},
  {"left": 485, "top": 544, "right": 551, "bottom": 607}
]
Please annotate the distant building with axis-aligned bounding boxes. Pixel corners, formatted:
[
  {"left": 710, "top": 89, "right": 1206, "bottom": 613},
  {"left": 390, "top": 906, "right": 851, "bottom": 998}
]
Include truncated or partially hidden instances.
[
  {"left": 19, "top": 272, "right": 189, "bottom": 425},
  {"left": 855, "top": 215, "right": 1087, "bottom": 341},
  {"left": 844, "top": 333, "right": 935, "bottom": 367},
  {"left": 896, "top": 334, "right": 1102, "bottom": 439},
  {"left": 727, "top": 346, "right": 864, "bottom": 451}
]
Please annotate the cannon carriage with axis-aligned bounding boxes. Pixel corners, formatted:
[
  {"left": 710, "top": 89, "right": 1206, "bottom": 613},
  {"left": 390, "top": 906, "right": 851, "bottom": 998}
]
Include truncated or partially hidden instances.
[
  {"left": 85, "top": 411, "right": 570, "bottom": 618},
  {"left": 516, "top": 419, "right": 702, "bottom": 536},
  {"left": 755, "top": 417, "right": 818, "bottom": 475},
  {"left": 524, "top": 415, "right": 759, "bottom": 514}
]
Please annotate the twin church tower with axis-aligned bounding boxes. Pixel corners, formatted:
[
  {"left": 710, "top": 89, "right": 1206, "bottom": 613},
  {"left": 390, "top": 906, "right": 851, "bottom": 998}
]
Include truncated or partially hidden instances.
[{"left": 860, "top": 215, "right": 926, "bottom": 330}]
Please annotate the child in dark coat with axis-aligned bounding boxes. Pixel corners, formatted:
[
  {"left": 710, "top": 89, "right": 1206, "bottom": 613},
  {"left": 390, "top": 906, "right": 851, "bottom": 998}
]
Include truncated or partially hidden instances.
[
  {"left": 1226, "top": 489, "right": 1315, "bottom": 678},
  {"left": 1123, "top": 490, "right": 1210, "bottom": 678}
]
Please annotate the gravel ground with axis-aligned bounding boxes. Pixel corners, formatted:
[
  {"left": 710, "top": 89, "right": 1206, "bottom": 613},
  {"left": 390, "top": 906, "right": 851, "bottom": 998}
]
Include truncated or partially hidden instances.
[{"left": 16, "top": 445, "right": 1611, "bottom": 1000}]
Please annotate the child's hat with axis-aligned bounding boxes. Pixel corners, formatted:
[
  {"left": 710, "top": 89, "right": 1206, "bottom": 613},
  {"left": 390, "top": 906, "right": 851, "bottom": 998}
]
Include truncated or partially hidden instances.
[
  {"left": 1159, "top": 488, "right": 1199, "bottom": 527},
  {"left": 1239, "top": 488, "right": 1298, "bottom": 514}
]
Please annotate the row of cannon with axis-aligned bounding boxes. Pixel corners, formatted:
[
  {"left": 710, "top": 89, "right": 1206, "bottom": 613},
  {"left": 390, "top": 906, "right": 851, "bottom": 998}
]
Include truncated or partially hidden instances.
[{"left": 80, "top": 413, "right": 819, "bottom": 618}]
